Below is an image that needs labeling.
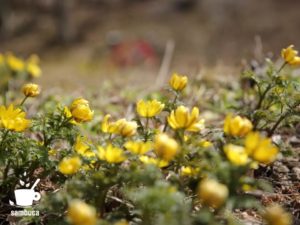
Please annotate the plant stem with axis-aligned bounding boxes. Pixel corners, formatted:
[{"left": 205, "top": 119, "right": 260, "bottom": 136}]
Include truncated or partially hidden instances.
[
  {"left": 20, "top": 96, "right": 28, "bottom": 106},
  {"left": 267, "top": 114, "right": 286, "bottom": 137},
  {"left": 0, "top": 130, "right": 9, "bottom": 148}
]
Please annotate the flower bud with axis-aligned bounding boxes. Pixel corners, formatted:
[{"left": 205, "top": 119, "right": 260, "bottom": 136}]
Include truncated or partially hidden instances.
[
  {"left": 154, "top": 133, "right": 179, "bottom": 161},
  {"left": 169, "top": 73, "right": 188, "bottom": 91},
  {"left": 198, "top": 179, "right": 228, "bottom": 209},
  {"left": 68, "top": 199, "right": 97, "bottom": 225},
  {"left": 22, "top": 83, "right": 40, "bottom": 97}
]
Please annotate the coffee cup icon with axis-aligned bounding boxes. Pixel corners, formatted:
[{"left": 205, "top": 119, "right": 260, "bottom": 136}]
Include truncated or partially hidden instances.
[
  {"left": 14, "top": 189, "right": 41, "bottom": 206},
  {"left": 13, "top": 178, "right": 41, "bottom": 207}
]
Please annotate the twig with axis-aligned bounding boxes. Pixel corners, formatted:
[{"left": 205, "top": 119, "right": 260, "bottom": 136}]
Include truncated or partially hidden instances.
[{"left": 155, "top": 40, "right": 175, "bottom": 88}]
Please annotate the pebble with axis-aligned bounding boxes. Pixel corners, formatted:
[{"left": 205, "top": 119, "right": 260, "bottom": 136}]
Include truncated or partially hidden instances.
[{"left": 292, "top": 167, "right": 300, "bottom": 181}]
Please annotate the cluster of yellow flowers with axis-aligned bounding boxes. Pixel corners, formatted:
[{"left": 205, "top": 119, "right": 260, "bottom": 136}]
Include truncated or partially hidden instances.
[
  {"left": 224, "top": 114, "right": 278, "bottom": 165},
  {"left": 0, "top": 52, "right": 42, "bottom": 78}
]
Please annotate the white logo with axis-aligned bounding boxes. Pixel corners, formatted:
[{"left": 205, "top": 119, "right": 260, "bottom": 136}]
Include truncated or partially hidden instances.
[{"left": 10, "top": 175, "right": 41, "bottom": 207}]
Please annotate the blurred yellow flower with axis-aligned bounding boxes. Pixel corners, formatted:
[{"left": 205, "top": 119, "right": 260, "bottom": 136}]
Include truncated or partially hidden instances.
[
  {"left": 58, "top": 156, "right": 81, "bottom": 175},
  {"left": 199, "top": 139, "right": 213, "bottom": 148},
  {"left": 98, "top": 145, "right": 126, "bottom": 164},
  {"left": 245, "top": 132, "right": 278, "bottom": 164},
  {"left": 281, "top": 45, "right": 300, "bottom": 65},
  {"left": 22, "top": 83, "right": 40, "bottom": 97},
  {"left": 224, "top": 114, "right": 253, "bottom": 137},
  {"left": 263, "top": 204, "right": 292, "bottom": 225},
  {"left": 114, "top": 219, "right": 129, "bottom": 225},
  {"left": 69, "top": 98, "right": 93, "bottom": 123},
  {"left": 0, "top": 105, "right": 30, "bottom": 132},
  {"left": 64, "top": 107, "right": 78, "bottom": 125},
  {"left": 101, "top": 114, "right": 137, "bottom": 137},
  {"left": 168, "top": 106, "right": 205, "bottom": 132},
  {"left": 124, "top": 140, "right": 152, "bottom": 155},
  {"left": 154, "top": 133, "right": 179, "bottom": 161},
  {"left": 198, "top": 179, "right": 228, "bottom": 209},
  {"left": 6, "top": 53, "right": 25, "bottom": 72},
  {"left": 67, "top": 199, "right": 97, "bottom": 225},
  {"left": 224, "top": 144, "right": 249, "bottom": 166},
  {"left": 26, "top": 54, "right": 42, "bottom": 77},
  {"left": 136, "top": 99, "right": 164, "bottom": 118},
  {"left": 180, "top": 166, "right": 200, "bottom": 176},
  {"left": 48, "top": 149, "right": 57, "bottom": 156},
  {"left": 74, "top": 136, "right": 95, "bottom": 158},
  {"left": 169, "top": 73, "right": 188, "bottom": 91},
  {"left": 139, "top": 155, "right": 169, "bottom": 168}
]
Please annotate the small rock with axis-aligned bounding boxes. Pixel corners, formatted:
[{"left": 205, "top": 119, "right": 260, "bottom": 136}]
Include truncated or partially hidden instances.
[
  {"left": 292, "top": 167, "right": 300, "bottom": 181},
  {"left": 274, "top": 162, "right": 290, "bottom": 173}
]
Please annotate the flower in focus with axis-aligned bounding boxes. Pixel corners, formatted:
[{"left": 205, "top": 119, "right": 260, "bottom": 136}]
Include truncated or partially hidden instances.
[
  {"left": 136, "top": 99, "right": 165, "bottom": 118},
  {"left": 281, "top": 45, "right": 300, "bottom": 65},
  {"left": 245, "top": 132, "right": 278, "bottom": 164},
  {"left": 98, "top": 145, "right": 126, "bottom": 164},
  {"left": 0, "top": 105, "right": 30, "bottom": 132},
  {"left": 169, "top": 73, "right": 188, "bottom": 91},
  {"left": 154, "top": 133, "right": 179, "bottom": 161},
  {"left": 101, "top": 115, "right": 137, "bottom": 137},
  {"left": 26, "top": 54, "right": 42, "bottom": 77},
  {"left": 69, "top": 98, "right": 93, "bottom": 123},
  {"left": 263, "top": 204, "right": 292, "bottom": 225},
  {"left": 74, "top": 136, "right": 96, "bottom": 158},
  {"left": 67, "top": 199, "right": 97, "bottom": 225},
  {"left": 224, "top": 114, "right": 253, "bottom": 137},
  {"left": 58, "top": 156, "right": 81, "bottom": 175},
  {"left": 139, "top": 155, "right": 169, "bottom": 168},
  {"left": 6, "top": 53, "right": 25, "bottom": 72},
  {"left": 22, "top": 83, "right": 40, "bottom": 97},
  {"left": 224, "top": 144, "right": 249, "bottom": 166},
  {"left": 124, "top": 140, "right": 152, "bottom": 155},
  {"left": 198, "top": 179, "right": 229, "bottom": 209},
  {"left": 168, "top": 105, "right": 205, "bottom": 132}
]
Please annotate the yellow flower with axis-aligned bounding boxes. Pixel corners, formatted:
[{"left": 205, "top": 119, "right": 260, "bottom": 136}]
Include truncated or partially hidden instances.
[
  {"left": 198, "top": 179, "right": 228, "bottom": 209},
  {"left": 245, "top": 132, "right": 278, "bottom": 164},
  {"left": 101, "top": 115, "right": 137, "bottom": 137},
  {"left": 58, "top": 156, "right": 81, "bottom": 175},
  {"left": 169, "top": 73, "right": 188, "bottom": 91},
  {"left": 69, "top": 98, "right": 93, "bottom": 123},
  {"left": 64, "top": 107, "right": 78, "bottom": 125},
  {"left": 139, "top": 155, "right": 169, "bottom": 168},
  {"left": 199, "top": 139, "right": 213, "bottom": 148},
  {"left": 136, "top": 99, "right": 164, "bottom": 118},
  {"left": 281, "top": 45, "right": 300, "bottom": 65},
  {"left": 74, "top": 136, "right": 95, "bottom": 158},
  {"left": 223, "top": 144, "right": 249, "bottom": 166},
  {"left": 67, "top": 199, "right": 97, "bottom": 225},
  {"left": 154, "top": 133, "right": 179, "bottom": 161},
  {"left": 22, "top": 83, "right": 40, "bottom": 97},
  {"left": 48, "top": 149, "right": 57, "bottom": 156},
  {"left": 0, "top": 105, "right": 30, "bottom": 132},
  {"left": 180, "top": 166, "right": 200, "bottom": 176},
  {"left": 263, "top": 204, "right": 292, "bottom": 225},
  {"left": 168, "top": 106, "right": 205, "bottom": 132},
  {"left": 98, "top": 145, "right": 126, "bottom": 164},
  {"left": 224, "top": 114, "right": 253, "bottom": 137},
  {"left": 114, "top": 219, "right": 129, "bottom": 225},
  {"left": 26, "top": 54, "right": 42, "bottom": 77},
  {"left": 6, "top": 53, "right": 25, "bottom": 72},
  {"left": 124, "top": 140, "right": 152, "bottom": 155}
]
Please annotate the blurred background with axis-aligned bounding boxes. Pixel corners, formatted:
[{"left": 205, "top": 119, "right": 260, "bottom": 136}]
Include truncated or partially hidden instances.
[{"left": 1, "top": 0, "right": 299, "bottom": 91}]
